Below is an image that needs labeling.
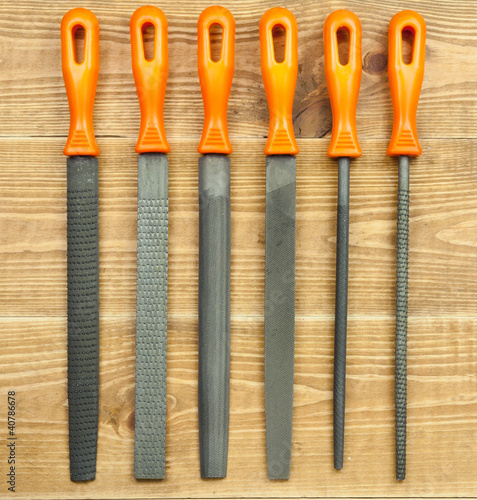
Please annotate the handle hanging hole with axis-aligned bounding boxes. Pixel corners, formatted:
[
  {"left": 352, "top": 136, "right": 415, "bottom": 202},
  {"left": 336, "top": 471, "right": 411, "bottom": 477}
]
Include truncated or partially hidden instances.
[
  {"left": 337, "top": 27, "right": 350, "bottom": 65},
  {"left": 402, "top": 27, "right": 415, "bottom": 65},
  {"left": 142, "top": 23, "right": 155, "bottom": 61},
  {"left": 209, "top": 23, "right": 223, "bottom": 62},
  {"left": 272, "top": 24, "right": 286, "bottom": 63},
  {"left": 73, "top": 25, "right": 85, "bottom": 64}
]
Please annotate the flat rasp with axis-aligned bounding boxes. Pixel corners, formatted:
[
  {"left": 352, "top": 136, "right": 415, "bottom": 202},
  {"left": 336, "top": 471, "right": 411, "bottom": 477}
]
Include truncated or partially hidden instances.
[
  {"left": 260, "top": 8, "right": 299, "bottom": 480},
  {"left": 130, "top": 6, "right": 170, "bottom": 479},
  {"left": 197, "top": 6, "right": 235, "bottom": 479},
  {"left": 61, "top": 8, "right": 100, "bottom": 482},
  {"left": 387, "top": 11, "right": 426, "bottom": 481},
  {"left": 324, "top": 10, "right": 362, "bottom": 471}
]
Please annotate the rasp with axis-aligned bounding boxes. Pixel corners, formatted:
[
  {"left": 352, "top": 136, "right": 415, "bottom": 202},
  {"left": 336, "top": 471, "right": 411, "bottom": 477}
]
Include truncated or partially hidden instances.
[
  {"left": 324, "top": 10, "right": 362, "bottom": 471},
  {"left": 197, "top": 6, "right": 235, "bottom": 479},
  {"left": 260, "top": 8, "right": 298, "bottom": 480},
  {"left": 387, "top": 10, "right": 426, "bottom": 481},
  {"left": 130, "top": 6, "right": 170, "bottom": 479},
  {"left": 61, "top": 8, "right": 100, "bottom": 482}
]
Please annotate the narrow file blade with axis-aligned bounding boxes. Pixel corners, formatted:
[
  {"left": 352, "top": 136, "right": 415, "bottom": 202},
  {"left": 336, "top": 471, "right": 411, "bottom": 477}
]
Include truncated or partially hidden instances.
[
  {"left": 198, "top": 154, "right": 231, "bottom": 478},
  {"left": 134, "top": 153, "right": 169, "bottom": 479},
  {"left": 264, "top": 155, "right": 296, "bottom": 480},
  {"left": 67, "top": 155, "right": 99, "bottom": 482},
  {"left": 334, "top": 156, "right": 350, "bottom": 470},
  {"left": 395, "top": 155, "right": 410, "bottom": 480}
]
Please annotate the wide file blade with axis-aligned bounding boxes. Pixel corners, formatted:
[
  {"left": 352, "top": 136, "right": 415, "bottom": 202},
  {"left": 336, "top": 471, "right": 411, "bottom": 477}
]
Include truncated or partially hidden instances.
[
  {"left": 134, "top": 152, "right": 169, "bottom": 479},
  {"left": 67, "top": 155, "right": 99, "bottom": 481},
  {"left": 264, "top": 154, "right": 296, "bottom": 480},
  {"left": 198, "top": 154, "right": 231, "bottom": 478}
]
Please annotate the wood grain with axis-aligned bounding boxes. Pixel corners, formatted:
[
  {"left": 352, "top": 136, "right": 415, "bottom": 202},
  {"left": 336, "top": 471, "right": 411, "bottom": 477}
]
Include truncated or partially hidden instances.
[
  {"left": 1, "top": 138, "right": 476, "bottom": 319},
  {"left": 0, "top": 0, "right": 476, "bottom": 498},
  {"left": 2, "top": 316, "right": 476, "bottom": 498},
  {"left": 0, "top": 0, "right": 476, "bottom": 140}
]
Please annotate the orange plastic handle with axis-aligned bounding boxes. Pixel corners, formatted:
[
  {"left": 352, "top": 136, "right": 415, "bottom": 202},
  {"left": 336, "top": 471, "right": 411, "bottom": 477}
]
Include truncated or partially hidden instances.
[
  {"left": 324, "top": 10, "right": 362, "bottom": 158},
  {"left": 260, "top": 8, "right": 298, "bottom": 155},
  {"left": 197, "top": 6, "right": 235, "bottom": 154},
  {"left": 61, "top": 8, "right": 99, "bottom": 156},
  {"left": 131, "top": 6, "right": 170, "bottom": 153},
  {"left": 387, "top": 11, "right": 426, "bottom": 157}
]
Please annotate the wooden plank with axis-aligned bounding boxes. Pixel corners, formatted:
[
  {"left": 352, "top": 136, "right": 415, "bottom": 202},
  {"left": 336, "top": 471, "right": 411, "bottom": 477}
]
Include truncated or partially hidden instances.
[
  {"left": 0, "top": 138, "right": 476, "bottom": 318},
  {"left": 0, "top": 0, "right": 476, "bottom": 139},
  {"left": 1, "top": 0, "right": 477, "bottom": 497},
  {"left": 1, "top": 316, "right": 476, "bottom": 498}
]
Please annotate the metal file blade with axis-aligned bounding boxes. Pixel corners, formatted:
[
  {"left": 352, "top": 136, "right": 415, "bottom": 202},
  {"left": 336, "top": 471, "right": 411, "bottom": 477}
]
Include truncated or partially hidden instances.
[
  {"left": 67, "top": 155, "right": 99, "bottom": 481},
  {"left": 264, "top": 155, "right": 296, "bottom": 480},
  {"left": 198, "top": 154, "right": 231, "bottom": 478},
  {"left": 134, "top": 152, "right": 168, "bottom": 479}
]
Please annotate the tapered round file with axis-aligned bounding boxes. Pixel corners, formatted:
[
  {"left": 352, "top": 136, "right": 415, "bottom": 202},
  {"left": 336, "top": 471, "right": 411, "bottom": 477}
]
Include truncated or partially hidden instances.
[
  {"left": 387, "top": 11, "right": 426, "bottom": 480},
  {"left": 324, "top": 10, "right": 362, "bottom": 470}
]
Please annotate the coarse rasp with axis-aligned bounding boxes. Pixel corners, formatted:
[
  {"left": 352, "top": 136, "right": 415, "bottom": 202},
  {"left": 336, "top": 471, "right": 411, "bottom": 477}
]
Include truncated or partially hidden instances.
[
  {"left": 197, "top": 5, "right": 235, "bottom": 479},
  {"left": 61, "top": 8, "right": 100, "bottom": 482},
  {"left": 387, "top": 10, "right": 426, "bottom": 481},
  {"left": 324, "top": 10, "right": 362, "bottom": 471},
  {"left": 130, "top": 6, "right": 170, "bottom": 480},
  {"left": 260, "top": 7, "right": 299, "bottom": 480}
]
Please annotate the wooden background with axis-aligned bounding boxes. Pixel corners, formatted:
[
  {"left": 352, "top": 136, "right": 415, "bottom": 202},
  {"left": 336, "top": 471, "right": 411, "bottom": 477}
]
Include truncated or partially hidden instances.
[{"left": 1, "top": 0, "right": 476, "bottom": 498}]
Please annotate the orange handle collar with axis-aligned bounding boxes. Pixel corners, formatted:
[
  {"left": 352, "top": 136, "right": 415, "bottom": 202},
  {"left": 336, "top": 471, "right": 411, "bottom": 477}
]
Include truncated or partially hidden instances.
[
  {"left": 324, "top": 10, "right": 362, "bottom": 158},
  {"left": 61, "top": 8, "right": 99, "bottom": 157},
  {"left": 260, "top": 8, "right": 298, "bottom": 155},
  {"left": 198, "top": 6, "right": 235, "bottom": 154},
  {"left": 131, "top": 6, "right": 170, "bottom": 154},
  {"left": 387, "top": 11, "right": 426, "bottom": 157}
]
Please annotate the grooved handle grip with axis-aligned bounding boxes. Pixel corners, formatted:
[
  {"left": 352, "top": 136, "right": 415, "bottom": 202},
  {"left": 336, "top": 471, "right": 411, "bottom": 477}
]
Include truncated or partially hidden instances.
[
  {"left": 260, "top": 8, "right": 299, "bottom": 155},
  {"left": 387, "top": 11, "right": 426, "bottom": 157},
  {"left": 131, "top": 6, "right": 170, "bottom": 153},
  {"left": 61, "top": 8, "right": 99, "bottom": 156},
  {"left": 324, "top": 10, "right": 362, "bottom": 158},
  {"left": 198, "top": 6, "right": 235, "bottom": 154}
]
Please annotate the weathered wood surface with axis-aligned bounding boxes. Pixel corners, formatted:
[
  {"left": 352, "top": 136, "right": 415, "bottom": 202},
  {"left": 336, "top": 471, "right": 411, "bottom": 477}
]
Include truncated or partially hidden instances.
[{"left": 0, "top": 0, "right": 476, "bottom": 498}]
